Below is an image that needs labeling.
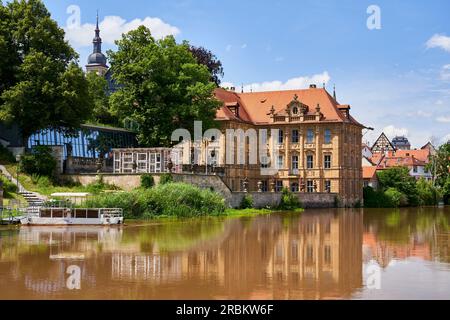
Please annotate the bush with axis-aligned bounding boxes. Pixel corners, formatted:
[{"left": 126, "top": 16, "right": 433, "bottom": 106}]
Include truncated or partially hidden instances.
[
  {"left": 84, "top": 183, "right": 226, "bottom": 219},
  {"left": 278, "top": 188, "right": 302, "bottom": 211},
  {"left": 240, "top": 194, "right": 253, "bottom": 209},
  {"left": 417, "top": 178, "right": 442, "bottom": 205},
  {"left": 140, "top": 174, "right": 155, "bottom": 189},
  {"left": 0, "top": 145, "right": 15, "bottom": 164},
  {"left": 0, "top": 175, "right": 17, "bottom": 198},
  {"left": 364, "top": 186, "right": 390, "bottom": 208},
  {"left": 159, "top": 173, "right": 174, "bottom": 185},
  {"left": 31, "top": 174, "right": 52, "bottom": 189},
  {"left": 377, "top": 167, "right": 419, "bottom": 206},
  {"left": 384, "top": 188, "right": 407, "bottom": 208},
  {"left": 20, "top": 146, "right": 56, "bottom": 178}
]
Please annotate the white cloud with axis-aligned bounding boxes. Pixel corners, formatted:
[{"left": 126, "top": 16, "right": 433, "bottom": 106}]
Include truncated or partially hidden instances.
[
  {"left": 436, "top": 116, "right": 450, "bottom": 123},
  {"left": 226, "top": 72, "right": 331, "bottom": 93},
  {"left": 408, "top": 110, "right": 432, "bottom": 117},
  {"left": 241, "top": 44, "right": 247, "bottom": 49},
  {"left": 383, "top": 125, "right": 409, "bottom": 139},
  {"left": 225, "top": 44, "right": 232, "bottom": 52},
  {"left": 275, "top": 56, "right": 284, "bottom": 62},
  {"left": 436, "top": 99, "right": 444, "bottom": 105},
  {"left": 426, "top": 34, "right": 450, "bottom": 52},
  {"left": 65, "top": 16, "right": 180, "bottom": 48},
  {"left": 441, "top": 133, "right": 450, "bottom": 144},
  {"left": 441, "top": 64, "right": 450, "bottom": 81}
]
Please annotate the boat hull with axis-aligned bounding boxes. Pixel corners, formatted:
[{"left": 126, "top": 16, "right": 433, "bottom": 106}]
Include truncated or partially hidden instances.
[{"left": 20, "top": 217, "right": 124, "bottom": 226}]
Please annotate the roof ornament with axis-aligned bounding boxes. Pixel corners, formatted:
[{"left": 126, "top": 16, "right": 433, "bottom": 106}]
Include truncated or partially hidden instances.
[
  {"left": 267, "top": 105, "right": 276, "bottom": 116},
  {"left": 241, "top": 84, "right": 244, "bottom": 93},
  {"left": 333, "top": 84, "right": 337, "bottom": 101}
]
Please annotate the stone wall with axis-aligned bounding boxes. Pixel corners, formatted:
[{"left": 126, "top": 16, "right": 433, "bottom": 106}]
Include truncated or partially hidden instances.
[
  {"left": 64, "top": 173, "right": 336, "bottom": 208},
  {"left": 229, "top": 192, "right": 336, "bottom": 209}
]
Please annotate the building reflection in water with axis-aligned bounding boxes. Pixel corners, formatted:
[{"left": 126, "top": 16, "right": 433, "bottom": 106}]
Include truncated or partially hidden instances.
[{"left": 0, "top": 211, "right": 365, "bottom": 299}]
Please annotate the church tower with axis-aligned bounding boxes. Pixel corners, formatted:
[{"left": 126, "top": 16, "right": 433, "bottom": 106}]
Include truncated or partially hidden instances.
[{"left": 86, "top": 13, "right": 108, "bottom": 75}]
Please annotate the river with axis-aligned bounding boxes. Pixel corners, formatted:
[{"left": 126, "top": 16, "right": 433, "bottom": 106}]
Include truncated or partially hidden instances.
[{"left": 0, "top": 207, "right": 449, "bottom": 300}]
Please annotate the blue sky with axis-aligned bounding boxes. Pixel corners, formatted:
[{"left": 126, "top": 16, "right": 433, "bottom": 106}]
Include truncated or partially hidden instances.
[{"left": 43, "top": 0, "right": 450, "bottom": 147}]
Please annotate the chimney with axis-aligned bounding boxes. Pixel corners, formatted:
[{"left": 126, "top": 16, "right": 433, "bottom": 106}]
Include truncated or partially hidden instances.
[{"left": 309, "top": 84, "right": 317, "bottom": 89}]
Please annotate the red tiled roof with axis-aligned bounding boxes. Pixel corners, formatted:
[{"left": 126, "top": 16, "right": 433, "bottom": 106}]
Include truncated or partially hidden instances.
[
  {"left": 214, "top": 87, "right": 364, "bottom": 126},
  {"left": 363, "top": 166, "right": 377, "bottom": 179},
  {"left": 395, "top": 149, "right": 430, "bottom": 163}
]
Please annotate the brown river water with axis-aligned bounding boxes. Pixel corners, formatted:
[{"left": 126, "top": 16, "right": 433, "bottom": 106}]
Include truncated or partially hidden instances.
[{"left": 0, "top": 207, "right": 449, "bottom": 300}]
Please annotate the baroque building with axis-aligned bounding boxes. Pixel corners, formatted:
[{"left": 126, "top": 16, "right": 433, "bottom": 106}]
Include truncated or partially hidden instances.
[{"left": 182, "top": 85, "right": 366, "bottom": 206}]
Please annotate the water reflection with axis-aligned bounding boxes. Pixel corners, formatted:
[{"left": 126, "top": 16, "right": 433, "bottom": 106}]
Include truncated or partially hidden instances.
[{"left": 0, "top": 207, "right": 449, "bottom": 300}]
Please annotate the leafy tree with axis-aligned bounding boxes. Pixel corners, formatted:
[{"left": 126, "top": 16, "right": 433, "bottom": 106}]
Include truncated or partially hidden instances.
[
  {"left": 0, "top": 0, "right": 92, "bottom": 144},
  {"left": 86, "top": 72, "right": 117, "bottom": 125},
  {"left": 188, "top": 45, "right": 224, "bottom": 86},
  {"left": 108, "top": 26, "right": 221, "bottom": 147},
  {"left": 20, "top": 145, "right": 56, "bottom": 177},
  {"left": 377, "top": 167, "right": 420, "bottom": 206},
  {"left": 430, "top": 142, "right": 450, "bottom": 203},
  {"left": 416, "top": 178, "right": 442, "bottom": 205}
]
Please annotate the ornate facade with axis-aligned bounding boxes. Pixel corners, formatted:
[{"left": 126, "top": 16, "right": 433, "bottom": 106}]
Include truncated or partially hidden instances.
[{"left": 183, "top": 85, "right": 366, "bottom": 206}]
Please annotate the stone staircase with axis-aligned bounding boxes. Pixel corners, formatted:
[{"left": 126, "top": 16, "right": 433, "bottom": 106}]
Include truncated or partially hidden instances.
[{"left": 0, "top": 164, "right": 47, "bottom": 215}]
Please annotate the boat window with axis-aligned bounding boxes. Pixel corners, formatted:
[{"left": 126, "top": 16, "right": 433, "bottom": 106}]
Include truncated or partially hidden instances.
[
  {"left": 40, "top": 209, "right": 52, "bottom": 218},
  {"left": 75, "top": 209, "right": 87, "bottom": 219},
  {"left": 87, "top": 209, "right": 100, "bottom": 219}
]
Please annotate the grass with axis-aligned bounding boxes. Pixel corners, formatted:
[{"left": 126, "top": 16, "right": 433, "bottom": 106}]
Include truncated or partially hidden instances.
[{"left": 4, "top": 164, "right": 120, "bottom": 196}]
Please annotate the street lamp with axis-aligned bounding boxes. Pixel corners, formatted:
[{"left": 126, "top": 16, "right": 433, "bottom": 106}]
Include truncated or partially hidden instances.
[{"left": 15, "top": 154, "right": 21, "bottom": 193}]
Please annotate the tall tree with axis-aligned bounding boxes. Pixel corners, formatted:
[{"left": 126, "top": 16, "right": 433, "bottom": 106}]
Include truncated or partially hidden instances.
[
  {"left": 86, "top": 72, "right": 117, "bottom": 126},
  {"left": 188, "top": 45, "right": 224, "bottom": 86},
  {"left": 0, "top": 0, "right": 92, "bottom": 144},
  {"left": 431, "top": 142, "right": 450, "bottom": 203},
  {"left": 108, "top": 26, "right": 221, "bottom": 147}
]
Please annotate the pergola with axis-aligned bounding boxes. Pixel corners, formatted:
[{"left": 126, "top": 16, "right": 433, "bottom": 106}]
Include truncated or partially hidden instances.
[{"left": 112, "top": 148, "right": 183, "bottom": 174}]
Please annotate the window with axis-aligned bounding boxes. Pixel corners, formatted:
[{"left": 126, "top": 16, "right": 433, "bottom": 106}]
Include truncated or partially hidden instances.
[
  {"left": 413, "top": 166, "right": 418, "bottom": 173},
  {"left": 307, "top": 155, "right": 314, "bottom": 169},
  {"left": 261, "top": 155, "right": 269, "bottom": 168},
  {"left": 276, "top": 181, "right": 284, "bottom": 192},
  {"left": 325, "top": 180, "right": 331, "bottom": 193},
  {"left": 324, "top": 129, "right": 332, "bottom": 144},
  {"left": 291, "top": 183, "right": 299, "bottom": 192},
  {"left": 278, "top": 130, "right": 284, "bottom": 144},
  {"left": 292, "top": 106, "right": 298, "bottom": 115},
  {"left": 324, "top": 245, "right": 332, "bottom": 264},
  {"left": 324, "top": 155, "right": 332, "bottom": 169},
  {"left": 292, "top": 129, "right": 299, "bottom": 143},
  {"left": 307, "top": 180, "right": 314, "bottom": 193},
  {"left": 277, "top": 155, "right": 284, "bottom": 169},
  {"left": 149, "top": 153, "right": 162, "bottom": 173},
  {"left": 261, "top": 180, "right": 268, "bottom": 192},
  {"left": 307, "top": 129, "right": 314, "bottom": 144},
  {"left": 292, "top": 155, "right": 299, "bottom": 170},
  {"left": 306, "top": 245, "right": 314, "bottom": 264}
]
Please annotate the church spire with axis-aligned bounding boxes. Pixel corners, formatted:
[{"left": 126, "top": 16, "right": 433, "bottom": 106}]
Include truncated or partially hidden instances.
[
  {"left": 93, "top": 11, "right": 102, "bottom": 54},
  {"left": 333, "top": 84, "right": 337, "bottom": 101}
]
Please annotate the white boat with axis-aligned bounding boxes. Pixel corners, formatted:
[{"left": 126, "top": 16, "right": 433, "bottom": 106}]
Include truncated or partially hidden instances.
[{"left": 20, "top": 207, "right": 124, "bottom": 226}]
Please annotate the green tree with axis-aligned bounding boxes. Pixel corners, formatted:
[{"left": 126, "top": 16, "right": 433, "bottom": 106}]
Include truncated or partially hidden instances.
[
  {"left": 86, "top": 72, "right": 117, "bottom": 125},
  {"left": 108, "top": 26, "right": 221, "bottom": 147},
  {"left": 430, "top": 143, "right": 450, "bottom": 203},
  {"left": 377, "top": 167, "right": 420, "bottom": 206},
  {"left": 0, "top": 0, "right": 92, "bottom": 144}
]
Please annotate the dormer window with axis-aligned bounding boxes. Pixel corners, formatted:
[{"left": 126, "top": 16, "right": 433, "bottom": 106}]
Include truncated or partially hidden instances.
[
  {"left": 225, "top": 102, "right": 239, "bottom": 117},
  {"left": 292, "top": 107, "right": 298, "bottom": 115}
]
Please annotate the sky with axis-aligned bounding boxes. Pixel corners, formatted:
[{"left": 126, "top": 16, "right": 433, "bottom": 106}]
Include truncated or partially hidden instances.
[{"left": 42, "top": 0, "right": 450, "bottom": 147}]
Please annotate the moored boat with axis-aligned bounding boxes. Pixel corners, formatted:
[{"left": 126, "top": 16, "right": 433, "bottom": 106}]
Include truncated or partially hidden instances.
[{"left": 20, "top": 207, "right": 124, "bottom": 226}]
